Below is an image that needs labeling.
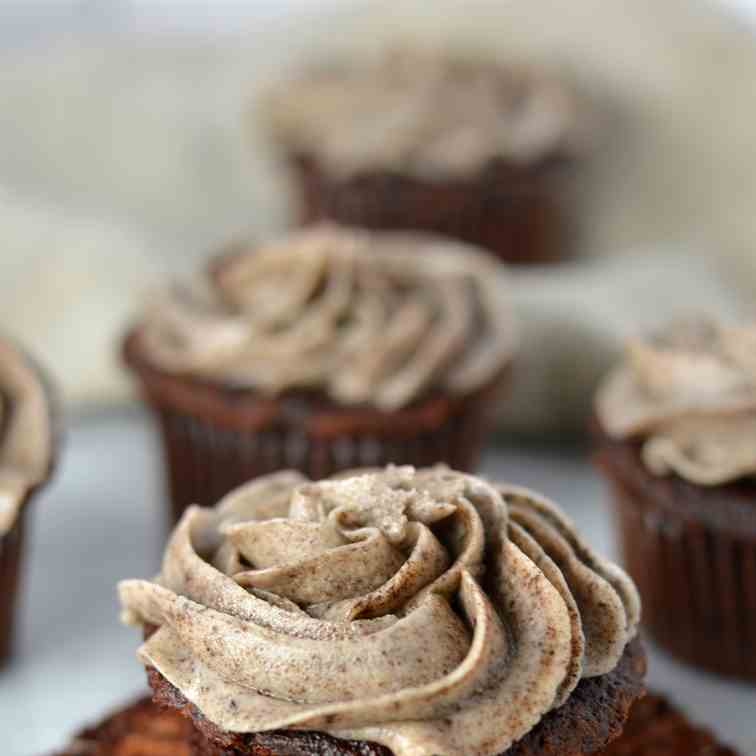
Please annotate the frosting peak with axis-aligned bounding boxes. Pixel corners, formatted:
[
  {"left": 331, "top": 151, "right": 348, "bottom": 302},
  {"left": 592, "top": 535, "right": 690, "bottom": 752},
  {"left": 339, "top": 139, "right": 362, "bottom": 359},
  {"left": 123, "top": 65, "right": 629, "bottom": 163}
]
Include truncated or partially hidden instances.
[
  {"left": 119, "top": 466, "right": 639, "bottom": 756},
  {"left": 596, "top": 318, "right": 756, "bottom": 485},
  {"left": 307, "top": 467, "right": 459, "bottom": 547},
  {"left": 136, "top": 225, "right": 515, "bottom": 410},
  {"left": 264, "top": 50, "right": 585, "bottom": 180}
]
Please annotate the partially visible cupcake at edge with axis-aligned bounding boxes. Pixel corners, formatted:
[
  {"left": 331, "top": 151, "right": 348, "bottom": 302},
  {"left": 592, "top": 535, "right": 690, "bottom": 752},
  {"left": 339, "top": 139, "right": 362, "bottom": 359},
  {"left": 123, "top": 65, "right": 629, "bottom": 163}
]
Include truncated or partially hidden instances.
[
  {"left": 262, "top": 50, "right": 588, "bottom": 264},
  {"left": 123, "top": 224, "right": 516, "bottom": 523},
  {"left": 0, "top": 334, "right": 56, "bottom": 665},
  {"left": 593, "top": 317, "right": 756, "bottom": 681},
  {"left": 118, "top": 464, "right": 645, "bottom": 755}
]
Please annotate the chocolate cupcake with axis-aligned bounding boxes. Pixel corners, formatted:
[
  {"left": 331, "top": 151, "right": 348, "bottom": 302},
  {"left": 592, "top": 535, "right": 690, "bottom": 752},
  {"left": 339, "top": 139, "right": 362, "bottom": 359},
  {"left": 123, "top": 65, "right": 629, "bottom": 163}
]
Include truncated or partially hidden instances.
[
  {"left": 263, "top": 51, "right": 587, "bottom": 265},
  {"left": 119, "top": 465, "right": 645, "bottom": 755},
  {"left": 0, "top": 335, "right": 56, "bottom": 666},
  {"left": 594, "top": 318, "right": 756, "bottom": 681},
  {"left": 599, "top": 693, "right": 739, "bottom": 756},
  {"left": 123, "top": 225, "right": 516, "bottom": 523}
]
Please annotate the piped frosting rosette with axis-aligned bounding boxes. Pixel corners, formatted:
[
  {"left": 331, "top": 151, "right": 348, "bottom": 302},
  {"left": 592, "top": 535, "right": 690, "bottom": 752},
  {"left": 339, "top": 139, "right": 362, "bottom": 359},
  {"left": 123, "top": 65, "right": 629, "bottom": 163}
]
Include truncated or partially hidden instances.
[
  {"left": 119, "top": 466, "right": 639, "bottom": 756},
  {"left": 596, "top": 318, "right": 756, "bottom": 485},
  {"left": 264, "top": 50, "right": 584, "bottom": 179},
  {"left": 137, "top": 224, "right": 515, "bottom": 411}
]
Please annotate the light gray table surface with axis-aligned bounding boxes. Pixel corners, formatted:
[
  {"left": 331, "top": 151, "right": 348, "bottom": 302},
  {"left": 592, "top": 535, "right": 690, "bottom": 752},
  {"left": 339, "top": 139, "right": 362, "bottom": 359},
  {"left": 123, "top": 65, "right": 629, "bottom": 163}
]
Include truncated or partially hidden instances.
[{"left": 1, "top": 409, "right": 754, "bottom": 755}]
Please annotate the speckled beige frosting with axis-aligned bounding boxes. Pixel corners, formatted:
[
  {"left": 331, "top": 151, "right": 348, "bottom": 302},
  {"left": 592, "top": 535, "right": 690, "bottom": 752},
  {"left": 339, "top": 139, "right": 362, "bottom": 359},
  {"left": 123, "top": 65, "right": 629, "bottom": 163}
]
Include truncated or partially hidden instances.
[
  {"left": 119, "top": 465, "right": 639, "bottom": 756},
  {"left": 137, "top": 224, "right": 516, "bottom": 410},
  {"left": 0, "top": 337, "right": 52, "bottom": 535},
  {"left": 264, "top": 50, "right": 584, "bottom": 180},
  {"left": 596, "top": 318, "right": 756, "bottom": 485}
]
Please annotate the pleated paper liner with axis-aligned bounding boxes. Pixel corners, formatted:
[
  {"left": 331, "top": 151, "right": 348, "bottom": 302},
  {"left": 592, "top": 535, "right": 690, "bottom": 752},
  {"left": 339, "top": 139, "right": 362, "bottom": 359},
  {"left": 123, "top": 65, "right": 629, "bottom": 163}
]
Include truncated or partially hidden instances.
[
  {"left": 124, "top": 329, "right": 509, "bottom": 525},
  {"left": 0, "top": 506, "right": 29, "bottom": 666},
  {"left": 595, "top": 428, "right": 756, "bottom": 682},
  {"left": 290, "top": 153, "right": 574, "bottom": 265}
]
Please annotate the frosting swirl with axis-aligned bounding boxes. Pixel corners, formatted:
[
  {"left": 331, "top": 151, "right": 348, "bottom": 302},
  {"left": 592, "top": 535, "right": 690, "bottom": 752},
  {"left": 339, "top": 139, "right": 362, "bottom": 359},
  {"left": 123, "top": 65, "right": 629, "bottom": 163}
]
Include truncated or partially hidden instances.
[
  {"left": 596, "top": 318, "right": 756, "bottom": 485},
  {"left": 136, "top": 225, "right": 515, "bottom": 410},
  {"left": 0, "top": 336, "right": 53, "bottom": 535},
  {"left": 264, "top": 50, "right": 585, "bottom": 180},
  {"left": 119, "top": 465, "right": 639, "bottom": 756}
]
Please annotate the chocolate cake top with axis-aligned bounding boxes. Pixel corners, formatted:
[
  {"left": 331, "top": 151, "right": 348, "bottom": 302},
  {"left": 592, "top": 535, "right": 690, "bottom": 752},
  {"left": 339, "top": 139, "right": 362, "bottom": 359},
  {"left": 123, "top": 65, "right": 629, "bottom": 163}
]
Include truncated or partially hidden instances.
[
  {"left": 596, "top": 317, "right": 756, "bottom": 485},
  {"left": 120, "top": 465, "right": 640, "bottom": 756},
  {"left": 135, "top": 224, "right": 516, "bottom": 409},
  {"left": 264, "top": 49, "right": 585, "bottom": 180}
]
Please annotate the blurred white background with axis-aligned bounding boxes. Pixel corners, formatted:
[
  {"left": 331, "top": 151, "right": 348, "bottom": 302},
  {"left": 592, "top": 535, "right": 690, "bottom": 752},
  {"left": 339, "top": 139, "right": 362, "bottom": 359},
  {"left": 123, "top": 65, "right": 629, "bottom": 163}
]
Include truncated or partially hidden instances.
[{"left": 2, "top": 0, "right": 756, "bottom": 421}]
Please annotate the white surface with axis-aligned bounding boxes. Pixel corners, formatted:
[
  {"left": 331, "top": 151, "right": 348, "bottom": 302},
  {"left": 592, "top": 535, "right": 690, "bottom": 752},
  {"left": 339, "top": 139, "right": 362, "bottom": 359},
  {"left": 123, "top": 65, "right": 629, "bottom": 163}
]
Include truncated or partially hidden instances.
[
  {"left": 724, "top": 0, "right": 756, "bottom": 21},
  {"left": 0, "top": 410, "right": 754, "bottom": 754}
]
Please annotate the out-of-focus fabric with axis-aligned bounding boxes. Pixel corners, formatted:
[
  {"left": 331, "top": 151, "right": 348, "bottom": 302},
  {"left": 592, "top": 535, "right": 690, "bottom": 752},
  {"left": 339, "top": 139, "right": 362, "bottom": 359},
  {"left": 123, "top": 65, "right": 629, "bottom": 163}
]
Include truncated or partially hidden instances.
[{"left": 0, "top": 0, "right": 753, "bottom": 434}]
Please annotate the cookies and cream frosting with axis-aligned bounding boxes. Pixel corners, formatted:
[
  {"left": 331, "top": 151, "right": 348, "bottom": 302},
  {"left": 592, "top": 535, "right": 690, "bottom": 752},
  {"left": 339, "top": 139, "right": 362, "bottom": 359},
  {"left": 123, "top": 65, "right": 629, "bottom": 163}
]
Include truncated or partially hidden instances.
[
  {"left": 596, "top": 318, "right": 756, "bottom": 485},
  {"left": 264, "top": 50, "right": 584, "bottom": 180},
  {"left": 137, "top": 225, "right": 516, "bottom": 410},
  {"left": 119, "top": 465, "right": 639, "bottom": 756},
  {"left": 0, "top": 337, "right": 53, "bottom": 535}
]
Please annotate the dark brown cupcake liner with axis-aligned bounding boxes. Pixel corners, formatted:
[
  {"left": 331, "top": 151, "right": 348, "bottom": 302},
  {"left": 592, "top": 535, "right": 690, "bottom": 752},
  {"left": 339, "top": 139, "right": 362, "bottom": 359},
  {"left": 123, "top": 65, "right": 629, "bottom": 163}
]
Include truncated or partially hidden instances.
[
  {"left": 595, "top": 430, "right": 756, "bottom": 682},
  {"left": 124, "top": 330, "right": 508, "bottom": 524},
  {"left": 290, "top": 154, "right": 574, "bottom": 265},
  {"left": 0, "top": 504, "right": 29, "bottom": 666}
]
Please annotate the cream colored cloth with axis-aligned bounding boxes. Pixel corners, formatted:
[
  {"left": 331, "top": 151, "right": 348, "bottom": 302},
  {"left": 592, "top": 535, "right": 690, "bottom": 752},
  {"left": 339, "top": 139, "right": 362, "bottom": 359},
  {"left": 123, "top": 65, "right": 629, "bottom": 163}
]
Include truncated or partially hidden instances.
[
  {"left": 0, "top": 188, "right": 160, "bottom": 407},
  {"left": 0, "top": 0, "right": 754, "bottom": 434},
  {"left": 504, "top": 252, "right": 746, "bottom": 436}
]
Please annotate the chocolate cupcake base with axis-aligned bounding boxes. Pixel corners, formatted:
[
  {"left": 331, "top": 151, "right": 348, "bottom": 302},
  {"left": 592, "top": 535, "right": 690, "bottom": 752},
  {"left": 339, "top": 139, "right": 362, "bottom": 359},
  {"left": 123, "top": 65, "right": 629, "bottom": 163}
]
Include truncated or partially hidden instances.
[
  {"left": 599, "top": 693, "right": 739, "bottom": 755},
  {"left": 124, "top": 331, "right": 507, "bottom": 524},
  {"left": 292, "top": 154, "right": 573, "bottom": 265},
  {"left": 146, "top": 638, "right": 645, "bottom": 756},
  {"left": 595, "top": 429, "right": 756, "bottom": 682},
  {"left": 54, "top": 695, "right": 195, "bottom": 756},
  {"left": 54, "top": 688, "right": 740, "bottom": 756},
  {"left": 0, "top": 506, "right": 29, "bottom": 666}
]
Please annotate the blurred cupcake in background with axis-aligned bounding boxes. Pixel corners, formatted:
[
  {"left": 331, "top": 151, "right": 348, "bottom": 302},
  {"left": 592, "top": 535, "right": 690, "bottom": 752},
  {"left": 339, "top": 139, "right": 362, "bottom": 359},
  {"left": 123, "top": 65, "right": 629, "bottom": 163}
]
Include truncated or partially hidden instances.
[
  {"left": 0, "top": 335, "right": 56, "bottom": 666},
  {"left": 262, "top": 49, "right": 589, "bottom": 265},
  {"left": 123, "top": 224, "right": 516, "bottom": 523},
  {"left": 593, "top": 317, "right": 756, "bottom": 681}
]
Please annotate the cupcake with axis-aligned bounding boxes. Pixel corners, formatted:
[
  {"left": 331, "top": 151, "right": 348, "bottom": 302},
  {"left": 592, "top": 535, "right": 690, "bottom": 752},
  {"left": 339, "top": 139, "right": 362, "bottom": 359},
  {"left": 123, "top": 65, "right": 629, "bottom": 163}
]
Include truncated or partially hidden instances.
[
  {"left": 263, "top": 51, "right": 586, "bottom": 265},
  {"left": 123, "top": 224, "right": 515, "bottom": 523},
  {"left": 594, "top": 317, "right": 756, "bottom": 680},
  {"left": 0, "top": 335, "right": 56, "bottom": 665},
  {"left": 118, "top": 465, "right": 645, "bottom": 755}
]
